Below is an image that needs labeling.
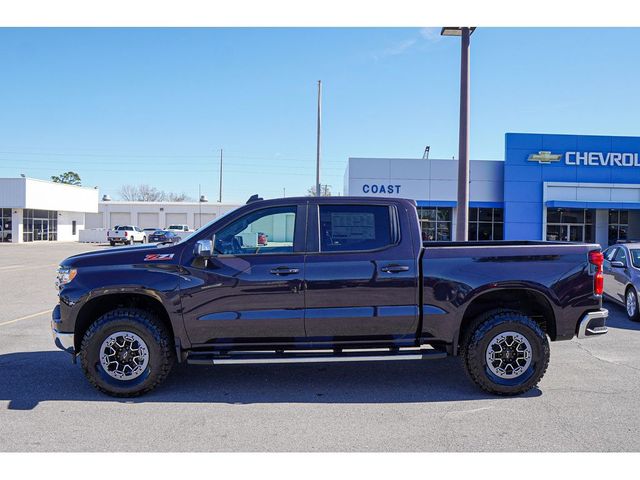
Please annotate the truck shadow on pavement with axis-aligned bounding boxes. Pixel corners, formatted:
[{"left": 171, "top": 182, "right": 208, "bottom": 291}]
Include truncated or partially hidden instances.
[{"left": 0, "top": 351, "right": 541, "bottom": 410}]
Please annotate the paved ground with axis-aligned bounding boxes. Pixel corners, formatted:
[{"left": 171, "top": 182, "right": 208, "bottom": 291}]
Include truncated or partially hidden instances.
[{"left": 0, "top": 242, "right": 638, "bottom": 452}]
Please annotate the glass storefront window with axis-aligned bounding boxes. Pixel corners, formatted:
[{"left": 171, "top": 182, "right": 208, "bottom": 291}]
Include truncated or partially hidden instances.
[
  {"left": 417, "top": 207, "right": 452, "bottom": 241},
  {"left": 468, "top": 207, "right": 504, "bottom": 241},
  {"left": 608, "top": 209, "right": 629, "bottom": 245},
  {"left": 546, "top": 208, "right": 595, "bottom": 242},
  {"left": 0, "top": 208, "right": 12, "bottom": 242},
  {"left": 22, "top": 209, "right": 58, "bottom": 242}
]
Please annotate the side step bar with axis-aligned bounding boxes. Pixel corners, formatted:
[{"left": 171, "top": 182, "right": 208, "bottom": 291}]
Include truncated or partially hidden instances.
[{"left": 186, "top": 348, "right": 447, "bottom": 365}]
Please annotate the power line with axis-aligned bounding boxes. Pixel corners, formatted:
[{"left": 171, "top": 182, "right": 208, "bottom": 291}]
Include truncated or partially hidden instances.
[{"left": 0, "top": 150, "right": 347, "bottom": 164}]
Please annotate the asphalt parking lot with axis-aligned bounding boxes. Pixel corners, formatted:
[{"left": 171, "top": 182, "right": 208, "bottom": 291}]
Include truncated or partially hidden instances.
[{"left": 0, "top": 242, "right": 639, "bottom": 452}]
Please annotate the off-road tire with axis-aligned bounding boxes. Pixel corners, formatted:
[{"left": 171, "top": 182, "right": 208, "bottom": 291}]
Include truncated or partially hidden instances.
[
  {"left": 625, "top": 286, "right": 640, "bottom": 322},
  {"left": 80, "top": 308, "right": 175, "bottom": 397},
  {"left": 461, "top": 310, "right": 550, "bottom": 396}
]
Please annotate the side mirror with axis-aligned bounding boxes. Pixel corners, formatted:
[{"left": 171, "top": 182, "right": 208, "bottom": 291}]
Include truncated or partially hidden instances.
[
  {"left": 194, "top": 238, "right": 214, "bottom": 258},
  {"left": 611, "top": 260, "right": 626, "bottom": 268}
]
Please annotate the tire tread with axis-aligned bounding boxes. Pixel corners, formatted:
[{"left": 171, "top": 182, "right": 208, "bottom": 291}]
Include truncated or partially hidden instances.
[
  {"left": 79, "top": 308, "right": 175, "bottom": 397},
  {"left": 461, "top": 309, "right": 550, "bottom": 396}
]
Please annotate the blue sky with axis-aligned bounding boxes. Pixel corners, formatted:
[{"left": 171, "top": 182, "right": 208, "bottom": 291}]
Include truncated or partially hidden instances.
[{"left": 0, "top": 27, "right": 639, "bottom": 203}]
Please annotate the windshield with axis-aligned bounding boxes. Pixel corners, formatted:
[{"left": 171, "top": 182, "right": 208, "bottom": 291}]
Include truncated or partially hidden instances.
[
  {"left": 180, "top": 208, "right": 237, "bottom": 243},
  {"left": 168, "top": 225, "right": 183, "bottom": 229},
  {"left": 153, "top": 230, "right": 166, "bottom": 235},
  {"left": 631, "top": 249, "right": 640, "bottom": 268}
]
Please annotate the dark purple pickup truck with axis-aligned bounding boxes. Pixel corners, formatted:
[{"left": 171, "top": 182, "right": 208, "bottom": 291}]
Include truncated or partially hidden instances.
[{"left": 52, "top": 196, "right": 608, "bottom": 397}]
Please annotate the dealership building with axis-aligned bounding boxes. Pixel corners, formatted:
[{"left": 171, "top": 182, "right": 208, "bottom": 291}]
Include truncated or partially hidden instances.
[
  {"left": 345, "top": 132, "right": 640, "bottom": 247},
  {"left": 86, "top": 200, "right": 240, "bottom": 231},
  {"left": 0, "top": 177, "right": 99, "bottom": 243}
]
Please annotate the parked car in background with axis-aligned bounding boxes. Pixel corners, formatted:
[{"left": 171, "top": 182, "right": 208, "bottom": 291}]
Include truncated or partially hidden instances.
[
  {"left": 148, "top": 230, "right": 180, "bottom": 244},
  {"left": 107, "top": 225, "right": 147, "bottom": 246},
  {"left": 167, "top": 224, "right": 189, "bottom": 232},
  {"left": 602, "top": 243, "right": 640, "bottom": 321}
]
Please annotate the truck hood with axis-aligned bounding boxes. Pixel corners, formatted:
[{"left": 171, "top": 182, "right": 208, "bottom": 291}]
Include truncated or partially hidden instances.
[{"left": 60, "top": 243, "right": 183, "bottom": 268}]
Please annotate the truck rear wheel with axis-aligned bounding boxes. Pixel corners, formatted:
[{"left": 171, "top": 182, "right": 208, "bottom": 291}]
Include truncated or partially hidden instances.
[
  {"left": 79, "top": 308, "right": 175, "bottom": 397},
  {"left": 461, "top": 310, "right": 549, "bottom": 396}
]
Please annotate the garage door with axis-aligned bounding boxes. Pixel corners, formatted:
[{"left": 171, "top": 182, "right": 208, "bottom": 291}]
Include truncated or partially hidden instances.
[
  {"left": 138, "top": 212, "right": 160, "bottom": 229},
  {"left": 109, "top": 212, "right": 131, "bottom": 228},
  {"left": 165, "top": 213, "right": 188, "bottom": 228},
  {"left": 85, "top": 213, "right": 104, "bottom": 229},
  {"left": 194, "top": 213, "right": 216, "bottom": 229}
]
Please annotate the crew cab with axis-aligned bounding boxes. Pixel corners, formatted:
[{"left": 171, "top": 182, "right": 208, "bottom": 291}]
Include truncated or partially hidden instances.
[
  {"left": 107, "top": 225, "right": 147, "bottom": 246},
  {"left": 52, "top": 196, "right": 608, "bottom": 397}
]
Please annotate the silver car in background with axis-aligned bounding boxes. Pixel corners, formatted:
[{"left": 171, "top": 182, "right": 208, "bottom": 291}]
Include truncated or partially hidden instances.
[{"left": 603, "top": 243, "right": 640, "bottom": 321}]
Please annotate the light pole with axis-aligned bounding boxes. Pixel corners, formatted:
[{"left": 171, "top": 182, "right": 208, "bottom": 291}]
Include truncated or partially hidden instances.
[
  {"left": 218, "top": 149, "right": 223, "bottom": 203},
  {"left": 316, "top": 80, "right": 322, "bottom": 197},
  {"left": 441, "top": 27, "right": 475, "bottom": 242}
]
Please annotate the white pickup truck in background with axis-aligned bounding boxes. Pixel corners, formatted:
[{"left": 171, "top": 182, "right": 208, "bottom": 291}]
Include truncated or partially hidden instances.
[{"left": 107, "top": 225, "right": 147, "bottom": 246}]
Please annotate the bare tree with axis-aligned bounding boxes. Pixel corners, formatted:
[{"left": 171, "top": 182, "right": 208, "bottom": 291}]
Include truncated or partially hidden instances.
[
  {"left": 137, "top": 184, "right": 166, "bottom": 201},
  {"left": 118, "top": 184, "right": 140, "bottom": 201},
  {"left": 167, "top": 192, "right": 192, "bottom": 202},
  {"left": 306, "top": 184, "right": 332, "bottom": 197},
  {"left": 118, "top": 184, "right": 193, "bottom": 202}
]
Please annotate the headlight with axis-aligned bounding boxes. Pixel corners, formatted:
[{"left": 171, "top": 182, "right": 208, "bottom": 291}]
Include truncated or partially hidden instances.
[{"left": 56, "top": 266, "right": 77, "bottom": 288}]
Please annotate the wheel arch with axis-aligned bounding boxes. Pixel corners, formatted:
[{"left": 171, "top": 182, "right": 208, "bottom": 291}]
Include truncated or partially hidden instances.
[
  {"left": 456, "top": 287, "right": 557, "bottom": 353},
  {"left": 74, "top": 292, "right": 174, "bottom": 352}
]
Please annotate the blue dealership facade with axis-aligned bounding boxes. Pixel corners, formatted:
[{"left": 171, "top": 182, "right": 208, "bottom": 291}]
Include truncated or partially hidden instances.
[{"left": 345, "top": 132, "right": 640, "bottom": 247}]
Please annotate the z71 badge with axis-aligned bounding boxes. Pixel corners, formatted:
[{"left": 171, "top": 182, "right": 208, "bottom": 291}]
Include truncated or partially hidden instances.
[{"left": 144, "top": 253, "right": 175, "bottom": 261}]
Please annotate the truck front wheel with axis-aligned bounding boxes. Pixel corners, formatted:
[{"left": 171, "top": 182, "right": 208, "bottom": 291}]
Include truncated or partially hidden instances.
[
  {"left": 79, "top": 308, "right": 175, "bottom": 397},
  {"left": 461, "top": 310, "right": 549, "bottom": 396}
]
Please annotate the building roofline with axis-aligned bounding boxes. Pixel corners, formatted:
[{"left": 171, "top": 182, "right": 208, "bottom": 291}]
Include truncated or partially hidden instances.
[
  {"left": 99, "top": 201, "right": 241, "bottom": 206},
  {"left": 0, "top": 176, "right": 99, "bottom": 192}
]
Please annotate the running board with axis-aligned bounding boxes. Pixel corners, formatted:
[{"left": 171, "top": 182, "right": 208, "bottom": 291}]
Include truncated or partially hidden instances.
[{"left": 186, "top": 348, "right": 447, "bottom": 365}]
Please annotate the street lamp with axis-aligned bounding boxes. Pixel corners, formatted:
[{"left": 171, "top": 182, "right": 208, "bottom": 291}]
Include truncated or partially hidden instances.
[{"left": 441, "top": 27, "right": 476, "bottom": 241}]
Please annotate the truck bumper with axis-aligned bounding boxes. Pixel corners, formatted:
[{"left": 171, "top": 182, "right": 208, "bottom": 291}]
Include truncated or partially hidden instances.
[
  {"left": 51, "top": 304, "right": 75, "bottom": 355},
  {"left": 577, "top": 308, "right": 608, "bottom": 339}
]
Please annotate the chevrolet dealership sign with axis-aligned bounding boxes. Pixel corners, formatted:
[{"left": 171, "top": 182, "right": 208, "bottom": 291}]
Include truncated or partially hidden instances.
[
  {"left": 566, "top": 151, "right": 640, "bottom": 167},
  {"left": 529, "top": 150, "right": 640, "bottom": 167}
]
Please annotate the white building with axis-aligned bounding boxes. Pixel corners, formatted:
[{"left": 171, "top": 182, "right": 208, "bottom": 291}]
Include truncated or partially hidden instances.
[
  {"left": 86, "top": 200, "right": 241, "bottom": 231},
  {"left": 0, "top": 177, "right": 99, "bottom": 243}
]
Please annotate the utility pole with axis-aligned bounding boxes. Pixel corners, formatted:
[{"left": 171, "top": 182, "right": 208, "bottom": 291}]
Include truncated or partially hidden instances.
[
  {"left": 218, "top": 148, "right": 223, "bottom": 203},
  {"left": 315, "top": 80, "right": 322, "bottom": 197},
  {"left": 456, "top": 28, "right": 471, "bottom": 242},
  {"left": 198, "top": 184, "right": 202, "bottom": 229},
  {"left": 283, "top": 187, "right": 286, "bottom": 197},
  {"left": 441, "top": 27, "right": 475, "bottom": 242}
]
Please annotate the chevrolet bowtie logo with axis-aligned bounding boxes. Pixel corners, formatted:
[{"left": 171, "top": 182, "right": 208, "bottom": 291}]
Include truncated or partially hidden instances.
[{"left": 528, "top": 151, "right": 562, "bottom": 164}]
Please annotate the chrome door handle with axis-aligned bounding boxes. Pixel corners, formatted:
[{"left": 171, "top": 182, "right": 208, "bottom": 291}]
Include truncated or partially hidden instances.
[
  {"left": 381, "top": 265, "right": 410, "bottom": 273},
  {"left": 270, "top": 267, "right": 300, "bottom": 275}
]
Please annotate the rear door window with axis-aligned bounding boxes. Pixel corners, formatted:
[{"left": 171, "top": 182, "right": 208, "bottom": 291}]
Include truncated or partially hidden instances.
[{"left": 319, "top": 205, "right": 395, "bottom": 252}]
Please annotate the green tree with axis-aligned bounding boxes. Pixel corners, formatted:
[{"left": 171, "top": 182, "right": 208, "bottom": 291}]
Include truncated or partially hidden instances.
[{"left": 51, "top": 171, "right": 82, "bottom": 186}]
